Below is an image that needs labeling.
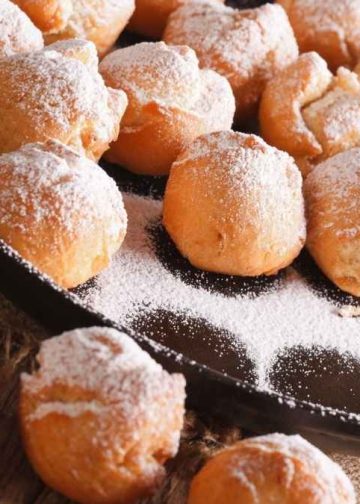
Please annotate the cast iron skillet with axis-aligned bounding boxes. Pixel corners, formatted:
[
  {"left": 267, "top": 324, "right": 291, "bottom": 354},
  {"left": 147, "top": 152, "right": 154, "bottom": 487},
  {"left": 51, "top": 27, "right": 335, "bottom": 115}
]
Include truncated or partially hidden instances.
[
  {"left": 1, "top": 0, "right": 360, "bottom": 454},
  {"left": 1, "top": 159, "right": 360, "bottom": 454}
]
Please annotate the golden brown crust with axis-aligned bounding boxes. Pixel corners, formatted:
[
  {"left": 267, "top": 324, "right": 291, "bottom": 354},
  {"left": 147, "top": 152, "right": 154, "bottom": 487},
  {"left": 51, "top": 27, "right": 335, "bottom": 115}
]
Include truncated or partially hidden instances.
[
  {"left": 277, "top": 0, "right": 360, "bottom": 72},
  {"left": 259, "top": 52, "right": 332, "bottom": 174},
  {"left": 260, "top": 52, "right": 360, "bottom": 177},
  {"left": 13, "top": 0, "right": 72, "bottom": 33},
  {"left": 163, "top": 131, "right": 306, "bottom": 277},
  {"left": 128, "top": 0, "right": 224, "bottom": 39},
  {"left": 0, "top": 40, "right": 127, "bottom": 161},
  {"left": 100, "top": 42, "right": 235, "bottom": 175},
  {"left": 163, "top": 2, "right": 298, "bottom": 123},
  {"left": 302, "top": 68, "right": 360, "bottom": 162},
  {"left": 19, "top": 327, "right": 186, "bottom": 504},
  {"left": 304, "top": 148, "right": 360, "bottom": 297},
  {"left": 0, "top": 0, "right": 44, "bottom": 57},
  {"left": 0, "top": 141, "right": 127, "bottom": 289},
  {"left": 14, "top": 0, "right": 135, "bottom": 56},
  {"left": 106, "top": 102, "right": 207, "bottom": 175},
  {"left": 188, "top": 434, "right": 355, "bottom": 503}
]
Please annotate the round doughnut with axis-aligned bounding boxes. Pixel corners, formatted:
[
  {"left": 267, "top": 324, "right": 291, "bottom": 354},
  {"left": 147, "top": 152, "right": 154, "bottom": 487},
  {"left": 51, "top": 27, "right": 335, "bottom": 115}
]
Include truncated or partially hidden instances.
[
  {"left": 277, "top": 0, "right": 360, "bottom": 72},
  {"left": 13, "top": 0, "right": 135, "bottom": 56},
  {"left": 19, "top": 326, "right": 186, "bottom": 504},
  {"left": 128, "top": 0, "right": 224, "bottom": 39},
  {"left": 163, "top": 131, "right": 306, "bottom": 277},
  {"left": 188, "top": 433, "right": 355, "bottom": 503},
  {"left": 0, "top": 40, "right": 127, "bottom": 161},
  {"left": 260, "top": 52, "right": 360, "bottom": 177},
  {"left": 304, "top": 148, "right": 360, "bottom": 297},
  {"left": 0, "top": 0, "right": 43, "bottom": 57},
  {"left": 0, "top": 141, "right": 127, "bottom": 289},
  {"left": 99, "top": 41, "right": 235, "bottom": 175},
  {"left": 163, "top": 2, "right": 298, "bottom": 122}
]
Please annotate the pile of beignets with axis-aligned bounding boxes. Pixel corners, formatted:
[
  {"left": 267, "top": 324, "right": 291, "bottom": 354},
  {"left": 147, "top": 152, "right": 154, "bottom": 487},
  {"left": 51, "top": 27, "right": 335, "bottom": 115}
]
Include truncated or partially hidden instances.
[
  {"left": 0, "top": 0, "right": 359, "bottom": 501},
  {"left": 0, "top": 0, "right": 359, "bottom": 298}
]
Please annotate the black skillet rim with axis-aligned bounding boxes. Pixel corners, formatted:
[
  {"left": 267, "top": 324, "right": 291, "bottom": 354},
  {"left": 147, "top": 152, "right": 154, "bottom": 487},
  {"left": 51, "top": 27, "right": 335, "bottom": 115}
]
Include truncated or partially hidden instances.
[
  {"left": 1, "top": 238, "right": 360, "bottom": 453},
  {"left": 1, "top": 0, "right": 360, "bottom": 453}
]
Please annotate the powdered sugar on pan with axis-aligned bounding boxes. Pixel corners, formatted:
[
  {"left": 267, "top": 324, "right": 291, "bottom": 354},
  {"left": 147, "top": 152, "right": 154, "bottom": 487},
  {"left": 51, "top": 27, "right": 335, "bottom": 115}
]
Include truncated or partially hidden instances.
[{"left": 77, "top": 193, "right": 360, "bottom": 392}]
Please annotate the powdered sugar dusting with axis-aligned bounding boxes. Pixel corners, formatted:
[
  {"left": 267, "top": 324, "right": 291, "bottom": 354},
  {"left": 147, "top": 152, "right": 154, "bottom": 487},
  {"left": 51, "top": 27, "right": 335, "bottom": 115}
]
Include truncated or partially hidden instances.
[
  {"left": 170, "top": 131, "right": 305, "bottom": 260},
  {"left": 64, "top": 0, "right": 134, "bottom": 36},
  {"left": 23, "top": 326, "right": 159, "bottom": 393},
  {"left": 231, "top": 434, "right": 356, "bottom": 501},
  {"left": 0, "top": 141, "right": 127, "bottom": 250},
  {"left": 47, "top": 0, "right": 134, "bottom": 48},
  {"left": 192, "top": 68, "right": 235, "bottom": 131},
  {"left": 0, "top": 0, "right": 43, "bottom": 57},
  {"left": 101, "top": 42, "right": 201, "bottom": 111},
  {"left": 0, "top": 46, "right": 125, "bottom": 157},
  {"left": 100, "top": 41, "right": 234, "bottom": 130},
  {"left": 278, "top": 0, "right": 360, "bottom": 69},
  {"left": 28, "top": 400, "right": 106, "bottom": 421},
  {"left": 303, "top": 68, "right": 360, "bottom": 160},
  {"left": 164, "top": 2, "right": 298, "bottom": 108},
  {"left": 78, "top": 192, "right": 360, "bottom": 392},
  {"left": 305, "top": 147, "right": 360, "bottom": 239},
  {"left": 22, "top": 326, "right": 185, "bottom": 427}
]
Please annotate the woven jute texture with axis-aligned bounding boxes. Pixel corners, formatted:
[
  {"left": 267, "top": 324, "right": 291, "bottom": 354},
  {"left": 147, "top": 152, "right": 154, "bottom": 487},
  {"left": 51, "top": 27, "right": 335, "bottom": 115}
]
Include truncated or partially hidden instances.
[{"left": 0, "top": 292, "right": 244, "bottom": 504}]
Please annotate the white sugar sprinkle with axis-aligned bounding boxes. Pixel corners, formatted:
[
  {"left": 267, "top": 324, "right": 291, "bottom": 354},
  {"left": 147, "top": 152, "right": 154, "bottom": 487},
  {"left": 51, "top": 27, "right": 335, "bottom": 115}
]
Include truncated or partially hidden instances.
[
  {"left": 0, "top": 46, "right": 124, "bottom": 156},
  {"left": 229, "top": 434, "right": 355, "bottom": 502},
  {"left": 22, "top": 326, "right": 185, "bottom": 429},
  {"left": 164, "top": 2, "right": 298, "bottom": 105},
  {"left": 0, "top": 141, "right": 126, "bottom": 252},
  {"left": 100, "top": 41, "right": 235, "bottom": 131},
  {"left": 77, "top": 193, "right": 360, "bottom": 392},
  {"left": 0, "top": 0, "right": 43, "bottom": 57}
]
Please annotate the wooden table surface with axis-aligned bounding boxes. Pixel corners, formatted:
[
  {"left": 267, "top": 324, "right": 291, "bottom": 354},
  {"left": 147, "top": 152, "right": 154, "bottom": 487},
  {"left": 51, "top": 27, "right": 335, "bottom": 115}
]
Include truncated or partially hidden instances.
[{"left": 1, "top": 291, "right": 360, "bottom": 503}]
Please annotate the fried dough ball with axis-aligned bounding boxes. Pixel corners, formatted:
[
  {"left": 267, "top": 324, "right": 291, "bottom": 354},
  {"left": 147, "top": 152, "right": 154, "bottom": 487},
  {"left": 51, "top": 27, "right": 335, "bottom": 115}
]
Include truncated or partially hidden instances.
[
  {"left": 260, "top": 52, "right": 360, "bottom": 176},
  {"left": 277, "top": 0, "right": 360, "bottom": 72},
  {"left": 13, "top": 0, "right": 135, "bottom": 56},
  {"left": 12, "top": 0, "right": 72, "bottom": 33},
  {"left": 163, "top": 131, "right": 306, "bottom": 277},
  {"left": 128, "top": 0, "right": 224, "bottom": 39},
  {"left": 20, "top": 326, "right": 186, "bottom": 504},
  {"left": 0, "top": 141, "right": 127, "bottom": 289},
  {"left": 99, "top": 41, "right": 235, "bottom": 175},
  {"left": 188, "top": 433, "right": 355, "bottom": 504},
  {"left": 0, "top": 39, "right": 127, "bottom": 161},
  {"left": 0, "top": 0, "right": 43, "bottom": 56},
  {"left": 304, "top": 148, "right": 360, "bottom": 297},
  {"left": 163, "top": 2, "right": 298, "bottom": 122}
]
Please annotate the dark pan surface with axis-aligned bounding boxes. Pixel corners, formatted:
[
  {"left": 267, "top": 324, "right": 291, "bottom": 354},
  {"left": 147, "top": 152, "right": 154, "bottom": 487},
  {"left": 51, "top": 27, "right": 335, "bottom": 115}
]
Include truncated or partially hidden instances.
[
  {"left": 1, "top": 0, "right": 360, "bottom": 454},
  {"left": 79, "top": 161, "right": 360, "bottom": 425}
]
